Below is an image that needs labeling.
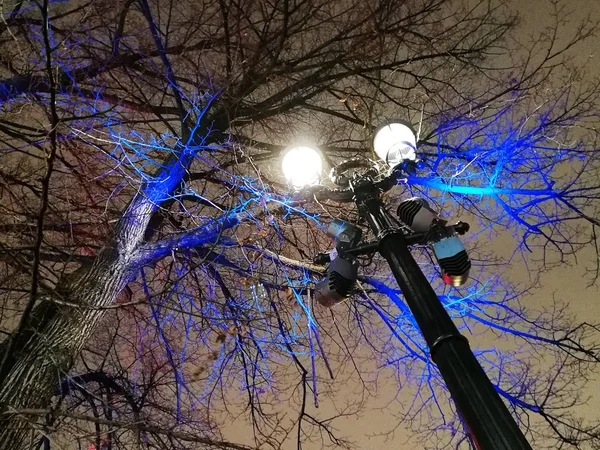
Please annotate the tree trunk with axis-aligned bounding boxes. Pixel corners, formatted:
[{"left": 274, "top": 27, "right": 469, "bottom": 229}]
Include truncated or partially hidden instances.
[{"left": 0, "top": 248, "right": 136, "bottom": 449}]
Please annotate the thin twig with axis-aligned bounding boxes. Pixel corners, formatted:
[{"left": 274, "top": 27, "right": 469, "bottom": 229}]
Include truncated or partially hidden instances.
[{"left": 0, "top": 0, "right": 60, "bottom": 382}]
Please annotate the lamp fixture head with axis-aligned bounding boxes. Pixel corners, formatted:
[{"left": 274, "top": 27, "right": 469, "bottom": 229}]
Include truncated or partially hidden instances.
[{"left": 373, "top": 120, "right": 417, "bottom": 168}]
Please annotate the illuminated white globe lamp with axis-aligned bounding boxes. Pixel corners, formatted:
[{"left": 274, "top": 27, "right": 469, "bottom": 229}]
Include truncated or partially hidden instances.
[
  {"left": 281, "top": 145, "right": 323, "bottom": 188},
  {"left": 373, "top": 120, "right": 417, "bottom": 169}
]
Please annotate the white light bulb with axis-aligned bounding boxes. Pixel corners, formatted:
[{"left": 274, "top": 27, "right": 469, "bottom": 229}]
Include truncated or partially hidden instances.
[
  {"left": 373, "top": 122, "right": 417, "bottom": 166},
  {"left": 281, "top": 146, "right": 322, "bottom": 188}
]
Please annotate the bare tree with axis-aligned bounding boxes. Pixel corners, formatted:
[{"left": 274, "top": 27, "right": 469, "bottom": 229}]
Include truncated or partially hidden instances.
[{"left": 0, "top": 0, "right": 599, "bottom": 448}]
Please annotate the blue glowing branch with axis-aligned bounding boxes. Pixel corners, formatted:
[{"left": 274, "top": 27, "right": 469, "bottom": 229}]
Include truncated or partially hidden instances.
[
  {"left": 410, "top": 113, "right": 597, "bottom": 246},
  {"left": 495, "top": 385, "right": 539, "bottom": 413},
  {"left": 134, "top": 214, "right": 241, "bottom": 266},
  {"left": 140, "top": 268, "right": 184, "bottom": 420},
  {"left": 406, "top": 177, "right": 557, "bottom": 197},
  {"left": 306, "top": 306, "right": 319, "bottom": 408},
  {"left": 451, "top": 300, "right": 597, "bottom": 361},
  {"left": 310, "top": 320, "right": 334, "bottom": 380},
  {"left": 362, "top": 294, "right": 428, "bottom": 363},
  {"left": 359, "top": 277, "right": 417, "bottom": 327}
]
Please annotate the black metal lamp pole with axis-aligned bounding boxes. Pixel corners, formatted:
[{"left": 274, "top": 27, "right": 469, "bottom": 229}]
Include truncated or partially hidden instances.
[{"left": 351, "top": 177, "right": 532, "bottom": 450}]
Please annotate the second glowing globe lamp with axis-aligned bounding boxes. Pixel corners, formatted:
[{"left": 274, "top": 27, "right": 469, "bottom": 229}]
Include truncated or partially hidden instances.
[
  {"left": 281, "top": 146, "right": 323, "bottom": 188},
  {"left": 372, "top": 121, "right": 417, "bottom": 168}
]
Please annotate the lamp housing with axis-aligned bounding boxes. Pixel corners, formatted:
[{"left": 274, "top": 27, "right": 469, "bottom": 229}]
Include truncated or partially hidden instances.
[{"left": 373, "top": 120, "right": 417, "bottom": 169}]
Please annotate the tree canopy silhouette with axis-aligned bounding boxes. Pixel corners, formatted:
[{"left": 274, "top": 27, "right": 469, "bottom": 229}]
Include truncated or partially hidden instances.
[{"left": 0, "top": 0, "right": 599, "bottom": 448}]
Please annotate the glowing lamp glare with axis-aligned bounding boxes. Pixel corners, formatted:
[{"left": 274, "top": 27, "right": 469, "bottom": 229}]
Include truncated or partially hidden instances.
[{"left": 281, "top": 146, "right": 322, "bottom": 188}]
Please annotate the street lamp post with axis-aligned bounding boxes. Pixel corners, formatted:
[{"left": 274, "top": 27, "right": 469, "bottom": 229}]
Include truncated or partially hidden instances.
[{"left": 281, "top": 122, "right": 533, "bottom": 450}]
